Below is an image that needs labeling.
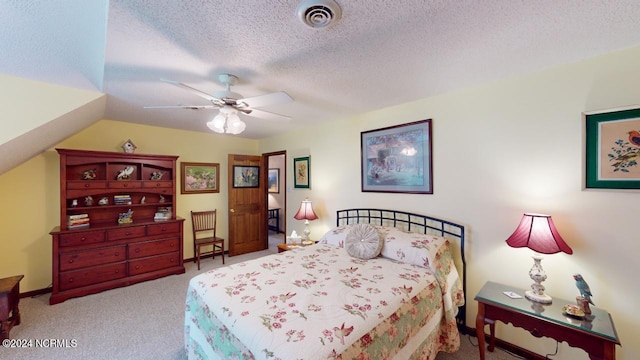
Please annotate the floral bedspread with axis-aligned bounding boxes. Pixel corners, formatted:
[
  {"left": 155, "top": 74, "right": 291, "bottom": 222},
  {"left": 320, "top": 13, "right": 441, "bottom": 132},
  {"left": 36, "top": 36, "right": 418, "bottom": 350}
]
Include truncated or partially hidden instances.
[{"left": 185, "top": 243, "right": 463, "bottom": 360}]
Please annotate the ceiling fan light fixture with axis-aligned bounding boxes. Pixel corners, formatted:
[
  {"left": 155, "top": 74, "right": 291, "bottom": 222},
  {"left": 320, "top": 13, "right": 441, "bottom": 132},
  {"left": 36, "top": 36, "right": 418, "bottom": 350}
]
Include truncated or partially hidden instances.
[
  {"left": 207, "top": 109, "right": 246, "bottom": 135},
  {"left": 207, "top": 113, "right": 226, "bottom": 133},
  {"left": 226, "top": 113, "right": 246, "bottom": 135}
]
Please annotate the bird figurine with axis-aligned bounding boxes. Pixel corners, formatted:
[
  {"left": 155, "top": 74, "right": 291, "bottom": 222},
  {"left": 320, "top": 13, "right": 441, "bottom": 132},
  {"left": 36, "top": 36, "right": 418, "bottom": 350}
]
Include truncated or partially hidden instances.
[{"left": 573, "top": 274, "right": 594, "bottom": 305}]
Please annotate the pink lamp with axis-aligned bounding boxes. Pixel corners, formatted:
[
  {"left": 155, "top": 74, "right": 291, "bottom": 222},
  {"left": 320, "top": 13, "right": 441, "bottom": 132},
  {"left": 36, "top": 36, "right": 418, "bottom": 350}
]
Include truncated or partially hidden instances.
[
  {"left": 293, "top": 198, "right": 318, "bottom": 242},
  {"left": 506, "top": 213, "right": 573, "bottom": 304}
]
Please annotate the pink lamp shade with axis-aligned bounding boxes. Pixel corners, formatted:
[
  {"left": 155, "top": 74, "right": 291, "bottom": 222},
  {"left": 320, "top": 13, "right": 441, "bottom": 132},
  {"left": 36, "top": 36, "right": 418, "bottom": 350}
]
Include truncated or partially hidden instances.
[
  {"left": 505, "top": 213, "right": 573, "bottom": 255},
  {"left": 293, "top": 198, "right": 318, "bottom": 221}
]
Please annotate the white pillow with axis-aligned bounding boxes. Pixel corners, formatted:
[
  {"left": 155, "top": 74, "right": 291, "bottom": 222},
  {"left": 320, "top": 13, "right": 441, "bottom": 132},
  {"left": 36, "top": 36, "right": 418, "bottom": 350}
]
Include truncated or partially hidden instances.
[
  {"left": 317, "top": 225, "right": 352, "bottom": 248},
  {"left": 379, "top": 227, "right": 448, "bottom": 269},
  {"left": 344, "top": 224, "right": 383, "bottom": 259}
]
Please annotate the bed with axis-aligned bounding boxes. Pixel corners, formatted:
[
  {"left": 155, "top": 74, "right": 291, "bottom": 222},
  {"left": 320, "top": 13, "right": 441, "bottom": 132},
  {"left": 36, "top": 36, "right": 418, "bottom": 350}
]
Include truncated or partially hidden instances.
[{"left": 184, "top": 208, "right": 466, "bottom": 360}]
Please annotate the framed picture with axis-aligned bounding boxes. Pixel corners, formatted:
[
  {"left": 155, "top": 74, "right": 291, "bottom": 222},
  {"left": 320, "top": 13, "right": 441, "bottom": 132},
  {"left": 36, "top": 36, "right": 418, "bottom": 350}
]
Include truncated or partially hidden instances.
[
  {"left": 181, "top": 162, "right": 220, "bottom": 194},
  {"left": 585, "top": 107, "right": 640, "bottom": 189},
  {"left": 361, "top": 119, "right": 433, "bottom": 194},
  {"left": 294, "top": 156, "right": 310, "bottom": 189},
  {"left": 268, "top": 168, "right": 280, "bottom": 193},
  {"left": 233, "top": 165, "right": 260, "bottom": 188}
]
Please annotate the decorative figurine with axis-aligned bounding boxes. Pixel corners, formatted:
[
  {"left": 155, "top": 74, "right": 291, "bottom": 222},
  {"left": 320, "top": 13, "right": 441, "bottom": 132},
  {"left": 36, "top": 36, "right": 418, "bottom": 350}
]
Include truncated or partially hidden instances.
[
  {"left": 122, "top": 139, "right": 137, "bottom": 153},
  {"left": 159, "top": 194, "right": 165, "bottom": 203},
  {"left": 150, "top": 171, "right": 164, "bottom": 180},
  {"left": 118, "top": 209, "right": 134, "bottom": 224},
  {"left": 98, "top": 197, "right": 109, "bottom": 206},
  {"left": 84, "top": 196, "right": 93, "bottom": 206},
  {"left": 71, "top": 199, "right": 78, "bottom": 207},
  {"left": 82, "top": 168, "right": 97, "bottom": 180},
  {"left": 117, "top": 166, "right": 135, "bottom": 180},
  {"left": 140, "top": 196, "right": 146, "bottom": 204},
  {"left": 573, "top": 273, "right": 594, "bottom": 314}
]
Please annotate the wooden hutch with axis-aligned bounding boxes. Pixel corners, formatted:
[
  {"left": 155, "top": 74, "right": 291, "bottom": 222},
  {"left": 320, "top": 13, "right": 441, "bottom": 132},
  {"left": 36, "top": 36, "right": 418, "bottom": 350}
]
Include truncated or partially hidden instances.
[{"left": 49, "top": 149, "right": 185, "bottom": 304}]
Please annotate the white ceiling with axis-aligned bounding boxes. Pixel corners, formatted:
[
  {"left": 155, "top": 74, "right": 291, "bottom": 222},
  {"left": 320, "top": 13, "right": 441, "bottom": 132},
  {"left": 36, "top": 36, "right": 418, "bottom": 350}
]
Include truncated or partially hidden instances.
[{"left": 3, "top": 0, "right": 640, "bottom": 139}]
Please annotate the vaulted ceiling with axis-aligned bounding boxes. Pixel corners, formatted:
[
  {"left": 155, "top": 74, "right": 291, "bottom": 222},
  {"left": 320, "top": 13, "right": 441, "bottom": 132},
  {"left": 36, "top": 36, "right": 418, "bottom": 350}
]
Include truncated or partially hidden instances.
[{"left": 2, "top": 1, "right": 640, "bottom": 162}]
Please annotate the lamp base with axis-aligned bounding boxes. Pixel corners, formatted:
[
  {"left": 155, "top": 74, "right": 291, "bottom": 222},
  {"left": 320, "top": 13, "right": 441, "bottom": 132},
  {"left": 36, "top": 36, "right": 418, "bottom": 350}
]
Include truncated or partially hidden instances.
[{"left": 525, "top": 290, "right": 552, "bottom": 304}]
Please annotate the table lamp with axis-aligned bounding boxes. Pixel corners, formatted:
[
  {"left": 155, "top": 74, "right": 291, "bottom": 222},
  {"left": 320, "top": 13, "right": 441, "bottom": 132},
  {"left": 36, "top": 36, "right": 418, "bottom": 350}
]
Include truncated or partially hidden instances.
[
  {"left": 505, "top": 213, "right": 573, "bottom": 304},
  {"left": 293, "top": 198, "right": 318, "bottom": 242}
]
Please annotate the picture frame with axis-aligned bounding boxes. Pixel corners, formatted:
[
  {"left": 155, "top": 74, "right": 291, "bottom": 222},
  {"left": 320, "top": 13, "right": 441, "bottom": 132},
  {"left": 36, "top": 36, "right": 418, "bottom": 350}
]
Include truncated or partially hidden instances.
[
  {"left": 268, "top": 168, "right": 280, "bottom": 193},
  {"left": 361, "top": 119, "right": 433, "bottom": 194},
  {"left": 294, "top": 156, "right": 310, "bottom": 189},
  {"left": 585, "top": 107, "right": 640, "bottom": 189},
  {"left": 233, "top": 165, "right": 260, "bottom": 188},
  {"left": 181, "top": 162, "right": 220, "bottom": 194}
]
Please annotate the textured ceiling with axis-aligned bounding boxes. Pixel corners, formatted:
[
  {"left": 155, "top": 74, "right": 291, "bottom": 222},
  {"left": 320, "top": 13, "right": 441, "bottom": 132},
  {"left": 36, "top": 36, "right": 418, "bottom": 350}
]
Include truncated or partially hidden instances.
[{"left": 3, "top": 0, "right": 640, "bottom": 138}]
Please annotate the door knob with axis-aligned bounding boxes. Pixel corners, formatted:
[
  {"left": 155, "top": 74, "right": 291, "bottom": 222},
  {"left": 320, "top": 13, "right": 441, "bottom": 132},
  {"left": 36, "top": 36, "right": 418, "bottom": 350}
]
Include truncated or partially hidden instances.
[{"left": 230, "top": 209, "right": 235, "bottom": 213}]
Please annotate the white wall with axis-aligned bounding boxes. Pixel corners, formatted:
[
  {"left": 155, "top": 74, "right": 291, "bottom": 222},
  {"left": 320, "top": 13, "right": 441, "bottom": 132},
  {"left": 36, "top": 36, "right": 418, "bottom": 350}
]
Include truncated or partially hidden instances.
[{"left": 260, "top": 46, "right": 640, "bottom": 360}]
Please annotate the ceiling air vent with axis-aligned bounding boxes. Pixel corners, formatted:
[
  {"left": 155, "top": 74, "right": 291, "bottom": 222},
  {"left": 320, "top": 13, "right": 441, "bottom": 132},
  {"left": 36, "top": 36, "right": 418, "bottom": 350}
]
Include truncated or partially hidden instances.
[{"left": 297, "top": 0, "right": 342, "bottom": 28}]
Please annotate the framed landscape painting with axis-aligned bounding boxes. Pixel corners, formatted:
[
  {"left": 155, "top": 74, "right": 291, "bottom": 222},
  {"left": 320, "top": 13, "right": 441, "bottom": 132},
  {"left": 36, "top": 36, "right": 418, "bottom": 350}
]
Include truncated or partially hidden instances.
[
  {"left": 181, "top": 162, "right": 220, "bottom": 194},
  {"left": 585, "top": 107, "right": 640, "bottom": 189},
  {"left": 268, "top": 168, "right": 280, "bottom": 193},
  {"left": 361, "top": 119, "right": 433, "bottom": 194}
]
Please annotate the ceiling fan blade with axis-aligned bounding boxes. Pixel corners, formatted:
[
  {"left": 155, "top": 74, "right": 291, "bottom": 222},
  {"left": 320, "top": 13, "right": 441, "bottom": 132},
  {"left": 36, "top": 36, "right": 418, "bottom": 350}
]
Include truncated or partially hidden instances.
[
  {"left": 144, "top": 105, "right": 218, "bottom": 110},
  {"left": 160, "top": 78, "right": 223, "bottom": 104},
  {"left": 236, "top": 91, "right": 293, "bottom": 109},
  {"left": 243, "top": 108, "right": 291, "bottom": 121}
]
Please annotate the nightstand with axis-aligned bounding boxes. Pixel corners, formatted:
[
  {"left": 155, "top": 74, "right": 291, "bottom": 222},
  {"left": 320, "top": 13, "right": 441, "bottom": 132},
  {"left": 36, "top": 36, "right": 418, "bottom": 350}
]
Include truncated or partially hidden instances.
[
  {"left": 0, "top": 275, "right": 24, "bottom": 341},
  {"left": 475, "top": 281, "right": 620, "bottom": 360}
]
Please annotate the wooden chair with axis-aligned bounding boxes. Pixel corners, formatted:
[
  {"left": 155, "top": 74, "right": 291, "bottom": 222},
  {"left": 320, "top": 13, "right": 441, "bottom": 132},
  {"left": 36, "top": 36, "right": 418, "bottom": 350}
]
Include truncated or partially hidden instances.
[{"left": 190, "top": 210, "right": 225, "bottom": 270}]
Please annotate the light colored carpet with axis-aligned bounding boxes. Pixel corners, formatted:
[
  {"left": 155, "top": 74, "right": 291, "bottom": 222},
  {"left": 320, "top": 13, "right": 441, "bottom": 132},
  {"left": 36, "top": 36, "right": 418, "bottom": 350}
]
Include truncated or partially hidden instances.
[{"left": 5, "top": 233, "right": 515, "bottom": 360}]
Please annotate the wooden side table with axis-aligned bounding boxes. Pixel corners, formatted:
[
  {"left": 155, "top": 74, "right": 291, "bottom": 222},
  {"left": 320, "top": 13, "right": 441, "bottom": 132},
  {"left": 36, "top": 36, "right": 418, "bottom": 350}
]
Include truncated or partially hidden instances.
[
  {"left": 475, "top": 281, "right": 620, "bottom": 360},
  {"left": 0, "top": 275, "right": 24, "bottom": 340}
]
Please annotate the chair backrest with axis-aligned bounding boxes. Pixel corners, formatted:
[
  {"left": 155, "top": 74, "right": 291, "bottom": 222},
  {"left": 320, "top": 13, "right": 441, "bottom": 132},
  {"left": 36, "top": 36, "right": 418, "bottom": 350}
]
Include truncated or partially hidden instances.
[{"left": 191, "top": 210, "right": 217, "bottom": 240}]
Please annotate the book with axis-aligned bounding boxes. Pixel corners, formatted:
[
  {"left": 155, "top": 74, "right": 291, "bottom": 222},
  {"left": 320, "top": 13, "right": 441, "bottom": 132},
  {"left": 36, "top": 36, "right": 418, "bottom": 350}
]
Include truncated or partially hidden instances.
[{"left": 67, "top": 214, "right": 89, "bottom": 220}]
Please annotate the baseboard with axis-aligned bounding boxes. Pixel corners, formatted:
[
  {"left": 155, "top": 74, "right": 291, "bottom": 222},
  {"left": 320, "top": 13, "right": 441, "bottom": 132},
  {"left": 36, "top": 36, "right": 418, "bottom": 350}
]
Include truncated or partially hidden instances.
[
  {"left": 21, "top": 286, "right": 51, "bottom": 299},
  {"left": 464, "top": 325, "right": 547, "bottom": 360}
]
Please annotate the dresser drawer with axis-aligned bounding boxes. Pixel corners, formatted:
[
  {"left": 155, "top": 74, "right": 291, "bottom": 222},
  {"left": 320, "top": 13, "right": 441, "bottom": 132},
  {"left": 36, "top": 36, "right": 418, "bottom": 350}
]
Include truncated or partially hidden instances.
[
  {"left": 59, "top": 231, "right": 105, "bottom": 247},
  {"left": 107, "top": 181, "right": 142, "bottom": 189},
  {"left": 59, "top": 263, "right": 126, "bottom": 291},
  {"left": 142, "top": 180, "right": 172, "bottom": 189},
  {"left": 67, "top": 181, "right": 107, "bottom": 190},
  {"left": 107, "top": 226, "right": 146, "bottom": 241},
  {"left": 147, "top": 222, "right": 180, "bottom": 236},
  {"left": 129, "top": 253, "right": 180, "bottom": 276},
  {"left": 60, "top": 245, "right": 126, "bottom": 271},
  {"left": 128, "top": 238, "right": 179, "bottom": 259}
]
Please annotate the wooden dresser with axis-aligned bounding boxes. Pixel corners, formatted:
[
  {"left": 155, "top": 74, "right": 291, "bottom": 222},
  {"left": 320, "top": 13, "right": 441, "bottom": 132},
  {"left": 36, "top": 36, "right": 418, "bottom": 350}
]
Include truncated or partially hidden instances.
[{"left": 49, "top": 149, "right": 185, "bottom": 305}]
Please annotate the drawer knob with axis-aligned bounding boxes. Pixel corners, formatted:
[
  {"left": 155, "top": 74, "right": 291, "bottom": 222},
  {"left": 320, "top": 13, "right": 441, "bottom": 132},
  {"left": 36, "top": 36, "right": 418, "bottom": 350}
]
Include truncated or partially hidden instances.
[
  {"left": 81, "top": 237, "right": 86, "bottom": 241},
  {"left": 156, "top": 183, "right": 161, "bottom": 187},
  {"left": 115, "top": 269, "right": 119, "bottom": 273},
  {"left": 125, "top": 232, "right": 131, "bottom": 236},
  {"left": 135, "top": 248, "right": 140, "bottom": 253},
  {"left": 115, "top": 252, "right": 120, "bottom": 256},
  {"left": 84, "top": 183, "right": 90, "bottom": 188},
  {"left": 68, "top": 259, "right": 73, "bottom": 263},
  {"left": 135, "top": 265, "right": 140, "bottom": 270},
  {"left": 124, "top": 184, "right": 128, "bottom": 187},
  {"left": 68, "top": 278, "right": 74, "bottom": 283}
]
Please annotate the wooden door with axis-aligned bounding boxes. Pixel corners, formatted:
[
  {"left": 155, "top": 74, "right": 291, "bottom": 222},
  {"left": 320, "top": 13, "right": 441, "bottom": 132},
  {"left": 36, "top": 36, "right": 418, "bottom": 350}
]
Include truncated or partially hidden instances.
[{"left": 227, "top": 154, "right": 267, "bottom": 256}]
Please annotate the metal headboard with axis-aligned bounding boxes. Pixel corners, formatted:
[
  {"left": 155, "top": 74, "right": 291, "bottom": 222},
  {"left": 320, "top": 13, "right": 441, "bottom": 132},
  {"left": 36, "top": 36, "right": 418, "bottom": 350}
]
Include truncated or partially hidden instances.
[{"left": 336, "top": 208, "right": 467, "bottom": 331}]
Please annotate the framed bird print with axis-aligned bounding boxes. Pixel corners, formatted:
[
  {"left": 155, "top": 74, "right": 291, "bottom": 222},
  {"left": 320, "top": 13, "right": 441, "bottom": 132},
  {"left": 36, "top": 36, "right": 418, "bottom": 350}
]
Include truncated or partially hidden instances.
[
  {"left": 232, "top": 165, "right": 259, "bottom": 188},
  {"left": 585, "top": 107, "right": 640, "bottom": 189},
  {"left": 293, "top": 156, "right": 310, "bottom": 189},
  {"left": 361, "top": 119, "right": 433, "bottom": 194}
]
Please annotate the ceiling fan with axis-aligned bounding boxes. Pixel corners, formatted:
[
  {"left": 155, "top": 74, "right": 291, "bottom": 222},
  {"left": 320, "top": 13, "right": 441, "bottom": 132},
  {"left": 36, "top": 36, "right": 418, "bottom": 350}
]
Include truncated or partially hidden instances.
[{"left": 145, "top": 74, "right": 293, "bottom": 134}]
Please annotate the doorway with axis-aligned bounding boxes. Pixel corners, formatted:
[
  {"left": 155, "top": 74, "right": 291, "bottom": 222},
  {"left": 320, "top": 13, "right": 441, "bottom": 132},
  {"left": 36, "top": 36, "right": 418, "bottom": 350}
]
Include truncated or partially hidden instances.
[{"left": 265, "top": 151, "right": 286, "bottom": 248}]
